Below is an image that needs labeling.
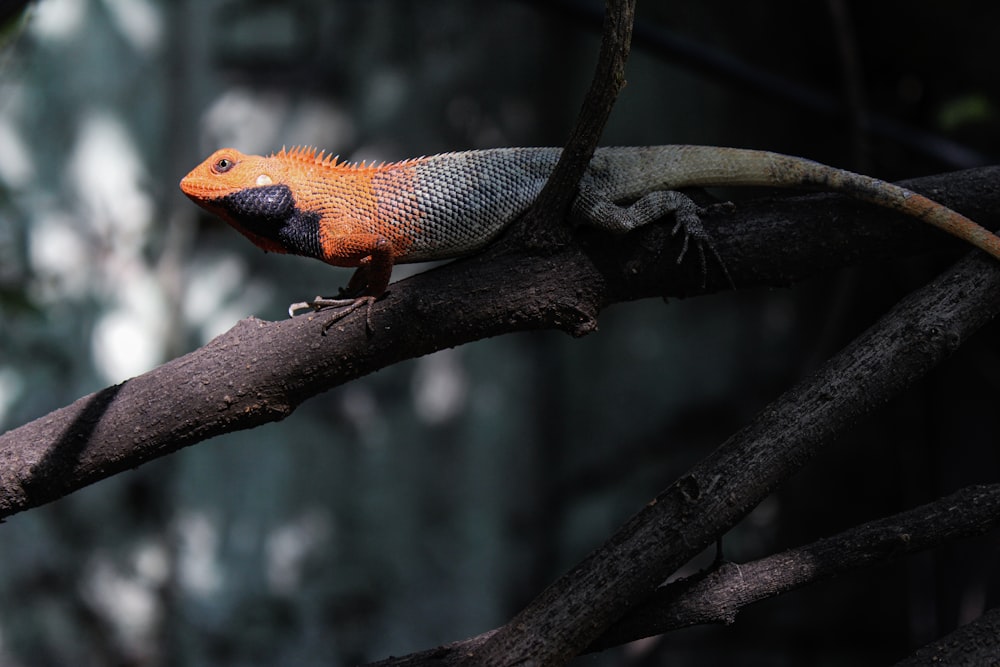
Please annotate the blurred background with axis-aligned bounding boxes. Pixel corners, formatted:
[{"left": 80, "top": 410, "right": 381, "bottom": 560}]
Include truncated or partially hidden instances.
[{"left": 1, "top": 1, "right": 999, "bottom": 665}]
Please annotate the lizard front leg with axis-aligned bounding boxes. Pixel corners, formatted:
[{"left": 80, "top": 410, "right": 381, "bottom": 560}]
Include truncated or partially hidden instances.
[{"left": 289, "top": 232, "right": 395, "bottom": 333}]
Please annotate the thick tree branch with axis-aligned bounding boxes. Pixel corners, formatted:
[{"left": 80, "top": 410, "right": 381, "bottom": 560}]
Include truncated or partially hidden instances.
[
  {"left": 893, "top": 605, "right": 1000, "bottom": 666},
  {"left": 1, "top": 168, "right": 998, "bottom": 521},
  {"left": 361, "top": 483, "right": 1000, "bottom": 665},
  {"left": 591, "top": 482, "right": 1000, "bottom": 650},
  {"left": 447, "top": 213, "right": 1000, "bottom": 666}
]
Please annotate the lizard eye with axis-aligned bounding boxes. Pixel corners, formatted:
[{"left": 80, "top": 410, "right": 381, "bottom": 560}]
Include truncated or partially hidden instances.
[{"left": 212, "top": 157, "right": 236, "bottom": 174}]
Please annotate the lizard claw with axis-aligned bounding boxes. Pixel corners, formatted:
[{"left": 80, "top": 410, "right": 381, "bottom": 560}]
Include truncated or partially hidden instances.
[
  {"left": 671, "top": 219, "right": 693, "bottom": 265},
  {"left": 288, "top": 295, "right": 378, "bottom": 335},
  {"left": 321, "top": 296, "right": 377, "bottom": 335},
  {"left": 288, "top": 296, "right": 333, "bottom": 317},
  {"left": 670, "top": 207, "right": 733, "bottom": 290}
]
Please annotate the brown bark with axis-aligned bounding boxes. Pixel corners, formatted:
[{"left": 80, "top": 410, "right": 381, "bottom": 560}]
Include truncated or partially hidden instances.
[
  {"left": 893, "top": 605, "right": 1000, "bottom": 666},
  {"left": 2, "top": 1, "right": 999, "bottom": 663},
  {"left": 2, "top": 167, "right": 998, "bottom": 522},
  {"left": 361, "top": 483, "right": 1000, "bottom": 665},
  {"left": 448, "top": 230, "right": 1000, "bottom": 665}
]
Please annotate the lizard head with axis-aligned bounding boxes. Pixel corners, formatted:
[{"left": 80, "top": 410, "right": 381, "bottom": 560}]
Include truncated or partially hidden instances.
[
  {"left": 179, "top": 148, "right": 280, "bottom": 204},
  {"left": 180, "top": 147, "right": 335, "bottom": 258},
  {"left": 180, "top": 148, "right": 303, "bottom": 255}
]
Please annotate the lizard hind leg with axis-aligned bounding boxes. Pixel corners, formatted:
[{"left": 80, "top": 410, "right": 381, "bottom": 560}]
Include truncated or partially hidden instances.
[{"left": 574, "top": 188, "right": 730, "bottom": 287}]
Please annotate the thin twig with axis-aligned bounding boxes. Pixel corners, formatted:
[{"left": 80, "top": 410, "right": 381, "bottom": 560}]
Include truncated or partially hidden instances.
[{"left": 468, "top": 0, "right": 636, "bottom": 658}]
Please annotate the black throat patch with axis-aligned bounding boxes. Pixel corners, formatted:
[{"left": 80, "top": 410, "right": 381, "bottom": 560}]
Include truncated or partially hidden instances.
[{"left": 220, "top": 185, "right": 322, "bottom": 258}]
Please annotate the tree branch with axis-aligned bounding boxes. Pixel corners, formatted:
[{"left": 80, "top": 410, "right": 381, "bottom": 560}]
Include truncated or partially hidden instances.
[
  {"left": 1, "top": 167, "right": 998, "bottom": 521},
  {"left": 466, "top": 3, "right": 637, "bottom": 660},
  {"left": 590, "top": 482, "right": 1000, "bottom": 650},
  {"left": 503, "top": 0, "right": 636, "bottom": 320},
  {"left": 447, "top": 207, "right": 1000, "bottom": 665},
  {"left": 523, "top": 0, "right": 634, "bottom": 219},
  {"left": 893, "top": 605, "right": 1000, "bottom": 666},
  {"left": 360, "top": 483, "right": 1000, "bottom": 665}
]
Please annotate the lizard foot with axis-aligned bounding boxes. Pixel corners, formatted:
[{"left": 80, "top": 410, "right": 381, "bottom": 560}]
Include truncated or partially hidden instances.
[
  {"left": 671, "top": 207, "right": 733, "bottom": 290},
  {"left": 288, "top": 295, "right": 377, "bottom": 335},
  {"left": 576, "top": 188, "right": 734, "bottom": 289}
]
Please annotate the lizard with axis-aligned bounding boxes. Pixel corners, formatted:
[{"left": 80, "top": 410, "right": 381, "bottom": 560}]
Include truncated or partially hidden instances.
[{"left": 179, "top": 145, "right": 1000, "bottom": 329}]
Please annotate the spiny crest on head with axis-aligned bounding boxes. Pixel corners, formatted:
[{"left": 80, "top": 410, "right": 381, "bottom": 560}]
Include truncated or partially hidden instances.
[
  {"left": 273, "top": 145, "right": 344, "bottom": 168},
  {"left": 270, "top": 145, "right": 410, "bottom": 171}
]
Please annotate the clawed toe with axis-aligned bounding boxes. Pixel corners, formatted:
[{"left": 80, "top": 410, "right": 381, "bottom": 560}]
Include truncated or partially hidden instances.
[
  {"left": 288, "top": 296, "right": 342, "bottom": 317},
  {"left": 321, "top": 296, "right": 376, "bottom": 335},
  {"left": 288, "top": 295, "right": 378, "bottom": 335},
  {"left": 671, "top": 212, "right": 732, "bottom": 290}
]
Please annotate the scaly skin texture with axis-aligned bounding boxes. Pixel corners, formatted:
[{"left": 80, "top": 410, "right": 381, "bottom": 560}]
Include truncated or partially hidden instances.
[{"left": 180, "top": 145, "right": 1000, "bottom": 301}]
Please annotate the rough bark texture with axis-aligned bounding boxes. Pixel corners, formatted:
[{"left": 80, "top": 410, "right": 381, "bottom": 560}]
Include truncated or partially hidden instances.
[
  {"left": 591, "top": 483, "right": 1000, "bottom": 649},
  {"left": 4, "top": 3, "right": 997, "bottom": 666},
  {"left": 447, "top": 233, "right": 1000, "bottom": 666},
  {"left": 893, "top": 606, "right": 1000, "bottom": 666},
  {"left": 7, "top": 168, "right": 996, "bottom": 667},
  {"left": 362, "top": 484, "right": 1000, "bottom": 665},
  {"left": 523, "top": 0, "right": 634, "bottom": 221},
  {"left": 1, "top": 167, "right": 998, "bottom": 523},
  {"left": 465, "top": 3, "right": 637, "bottom": 663}
]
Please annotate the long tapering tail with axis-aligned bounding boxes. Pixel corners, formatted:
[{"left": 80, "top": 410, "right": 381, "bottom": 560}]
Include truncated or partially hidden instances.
[{"left": 597, "top": 145, "right": 1000, "bottom": 262}]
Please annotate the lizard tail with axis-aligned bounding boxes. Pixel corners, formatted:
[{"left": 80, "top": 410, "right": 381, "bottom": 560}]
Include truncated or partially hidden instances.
[
  {"left": 762, "top": 150, "right": 1000, "bottom": 262},
  {"left": 645, "top": 145, "right": 1000, "bottom": 263}
]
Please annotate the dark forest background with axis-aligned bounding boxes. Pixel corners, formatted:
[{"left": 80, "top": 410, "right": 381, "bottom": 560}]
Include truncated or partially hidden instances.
[{"left": 0, "top": 1, "right": 998, "bottom": 665}]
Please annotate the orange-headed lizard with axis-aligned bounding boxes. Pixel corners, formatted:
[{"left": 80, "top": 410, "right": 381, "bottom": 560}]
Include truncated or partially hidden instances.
[{"left": 180, "top": 145, "right": 1000, "bottom": 327}]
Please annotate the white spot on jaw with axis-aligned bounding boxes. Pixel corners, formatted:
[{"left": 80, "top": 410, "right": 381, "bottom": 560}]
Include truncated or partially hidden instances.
[{"left": 256, "top": 174, "right": 273, "bottom": 186}]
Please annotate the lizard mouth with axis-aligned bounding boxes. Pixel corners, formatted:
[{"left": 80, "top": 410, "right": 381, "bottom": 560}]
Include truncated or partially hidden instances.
[{"left": 179, "top": 173, "right": 229, "bottom": 200}]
